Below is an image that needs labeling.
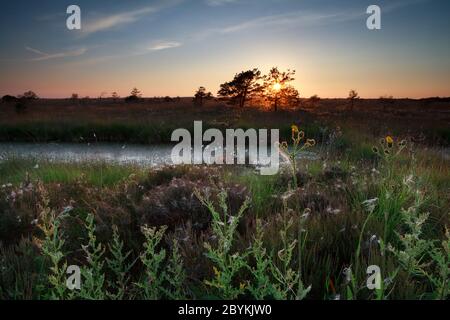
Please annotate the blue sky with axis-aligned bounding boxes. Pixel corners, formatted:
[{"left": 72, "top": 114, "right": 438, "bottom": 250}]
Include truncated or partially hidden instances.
[{"left": 0, "top": 0, "right": 449, "bottom": 98}]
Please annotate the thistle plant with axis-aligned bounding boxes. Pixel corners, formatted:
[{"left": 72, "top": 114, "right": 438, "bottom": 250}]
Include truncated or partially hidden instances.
[
  {"left": 372, "top": 135, "right": 407, "bottom": 179},
  {"left": 279, "top": 124, "right": 316, "bottom": 189},
  {"left": 195, "top": 189, "right": 250, "bottom": 299},
  {"left": 79, "top": 214, "right": 106, "bottom": 300}
]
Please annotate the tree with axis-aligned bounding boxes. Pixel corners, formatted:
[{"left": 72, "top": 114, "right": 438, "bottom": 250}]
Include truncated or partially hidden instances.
[
  {"left": 262, "top": 67, "right": 297, "bottom": 111},
  {"left": 111, "top": 92, "right": 120, "bottom": 100},
  {"left": 193, "top": 86, "right": 212, "bottom": 107},
  {"left": 130, "top": 88, "right": 141, "bottom": 98},
  {"left": 20, "top": 90, "right": 38, "bottom": 100},
  {"left": 347, "top": 89, "right": 359, "bottom": 111},
  {"left": 71, "top": 93, "right": 79, "bottom": 100},
  {"left": 125, "top": 88, "right": 142, "bottom": 102},
  {"left": 1, "top": 95, "right": 18, "bottom": 103},
  {"left": 308, "top": 94, "right": 320, "bottom": 108},
  {"left": 379, "top": 95, "right": 394, "bottom": 112},
  {"left": 218, "top": 69, "right": 262, "bottom": 108}
]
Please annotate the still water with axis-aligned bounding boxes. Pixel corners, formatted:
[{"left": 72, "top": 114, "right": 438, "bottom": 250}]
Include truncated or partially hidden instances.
[{"left": 0, "top": 143, "right": 318, "bottom": 167}]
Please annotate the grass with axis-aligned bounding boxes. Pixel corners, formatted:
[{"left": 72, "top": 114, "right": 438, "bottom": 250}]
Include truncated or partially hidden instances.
[
  {"left": 0, "top": 158, "right": 144, "bottom": 187},
  {"left": 0, "top": 101, "right": 449, "bottom": 300}
]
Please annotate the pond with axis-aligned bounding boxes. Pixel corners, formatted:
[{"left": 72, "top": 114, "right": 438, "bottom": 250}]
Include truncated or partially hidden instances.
[{"left": 0, "top": 142, "right": 318, "bottom": 167}]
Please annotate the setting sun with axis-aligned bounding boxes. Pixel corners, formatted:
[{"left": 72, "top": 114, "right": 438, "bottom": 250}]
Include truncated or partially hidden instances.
[{"left": 273, "top": 83, "right": 282, "bottom": 92}]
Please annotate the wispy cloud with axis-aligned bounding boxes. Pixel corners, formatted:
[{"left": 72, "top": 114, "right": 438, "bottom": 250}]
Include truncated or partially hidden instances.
[
  {"left": 148, "top": 41, "right": 182, "bottom": 51},
  {"left": 205, "top": 0, "right": 239, "bottom": 6},
  {"left": 197, "top": 0, "right": 427, "bottom": 38},
  {"left": 82, "top": 7, "right": 157, "bottom": 36},
  {"left": 25, "top": 46, "right": 87, "bottom": 61},
  {"left": 81, "top": 0, "right": 182, "bottom": 37}
]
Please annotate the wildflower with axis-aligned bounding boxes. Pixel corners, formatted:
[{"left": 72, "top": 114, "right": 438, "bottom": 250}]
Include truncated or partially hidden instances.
[
  {"left": 291, "top": 124, "right": 299, "bottom": 134},
  {"left": 239, "top": 282, "right": 246, "bottom": 290},
  {"left": 386, "top": 136, "right": 394, "bottom": 148},
  {"left": 386, "top": 136, "right": 394, "bottom": 144},
  {"left": 362, "top": 198, "right": 378, "bottom": 213}
]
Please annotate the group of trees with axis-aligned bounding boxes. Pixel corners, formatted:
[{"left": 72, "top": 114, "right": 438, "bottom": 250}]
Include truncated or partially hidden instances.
[
  {"left": 213, "top": 67, "right": 300, "bottom": 111},
  {"left": 1, "top": 91, "right": 39, "bottom": 113},
  {"left": 193, "top": 67, "right": 301, "bottom": 111}
]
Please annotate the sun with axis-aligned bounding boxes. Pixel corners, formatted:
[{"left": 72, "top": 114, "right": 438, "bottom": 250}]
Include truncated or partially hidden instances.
[{"left": 273, "top": 82, "right": 282, "bottom": 92}]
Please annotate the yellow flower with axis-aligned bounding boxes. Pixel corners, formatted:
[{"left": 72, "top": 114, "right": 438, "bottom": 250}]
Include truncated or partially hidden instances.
[
  {"left": 386, "top": 136, "right": 394, "bottom": 144},
  {"left": 291, "top": 124, "right": 299, "bottom": 133},
  {"left": 239, "top": 282, "right": 246, "bottom": 290}
]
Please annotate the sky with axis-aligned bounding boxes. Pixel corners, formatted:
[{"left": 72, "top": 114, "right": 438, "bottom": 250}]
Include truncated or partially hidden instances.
[{"left": 0, "top": 0, "right": 449, "bottom": 98}]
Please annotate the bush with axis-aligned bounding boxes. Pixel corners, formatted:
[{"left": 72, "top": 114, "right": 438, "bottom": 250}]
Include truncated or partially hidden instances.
[{"left": 1, "top": 95, "right": 18, "bottom": 103}]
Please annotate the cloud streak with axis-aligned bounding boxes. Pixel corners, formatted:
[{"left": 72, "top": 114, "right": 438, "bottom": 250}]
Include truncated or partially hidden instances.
[
  {"left": 82, "top": 7, "right": 157, "bottom": 36},
  {"left": 205, "top": 0, "right": 239, "bottom": 6},
  {"left": 196, "top": 0, "right": 428, "bottom": 38},
  {"left": 26, "top": 46, "right": 87, "bottom": 61},
  {"left": 81, "top": 0, "right": 182, "bottom": 37},
  {"left": 148, "top": 41, "right": 182, "bottom": 51}
]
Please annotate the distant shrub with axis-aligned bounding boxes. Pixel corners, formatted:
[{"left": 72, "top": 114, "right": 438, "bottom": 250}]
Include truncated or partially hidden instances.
[
  {"left": 20, "top": 91, "right": 38, "bottom": 100},
  {"left": 1, "top": 95, "right": 18, "bottom": 103},
  {"left": 124, "top": 95, "right": 140, "bottom": 103}
]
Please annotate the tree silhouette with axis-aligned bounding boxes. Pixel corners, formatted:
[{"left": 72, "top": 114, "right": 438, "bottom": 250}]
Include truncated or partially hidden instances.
[
  {"left": 1, "top": 95, "right": 18, "bottom": 103},
  {"left": 193, "top": 86, "right": 212, "bottom": 107},
  {"left": 20, "top": 91, "right": 38, "bottom": 100},
  {"left": 218, "top": 69, "right": 262, "bottom": 108},
  {"left": 125, "top": 88, "right": 142, "bottom": 102},
  {"left": 111, "top": 92, "right": 120, "bottom": 101},
  {"left": 347, "top": 89, "right": 359, "bottom": 111},
  {"left": 262, "top": 67, "right": 297, "bottom": 111},
  {"left": 71, "top": 93, "right": 79, "bottom": 100},
  {"left": 308, "top": 94, "right": 320, "bottom": 108},
  {"left": 130, "top": 88, "right": 141, "bottom": 98}
]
